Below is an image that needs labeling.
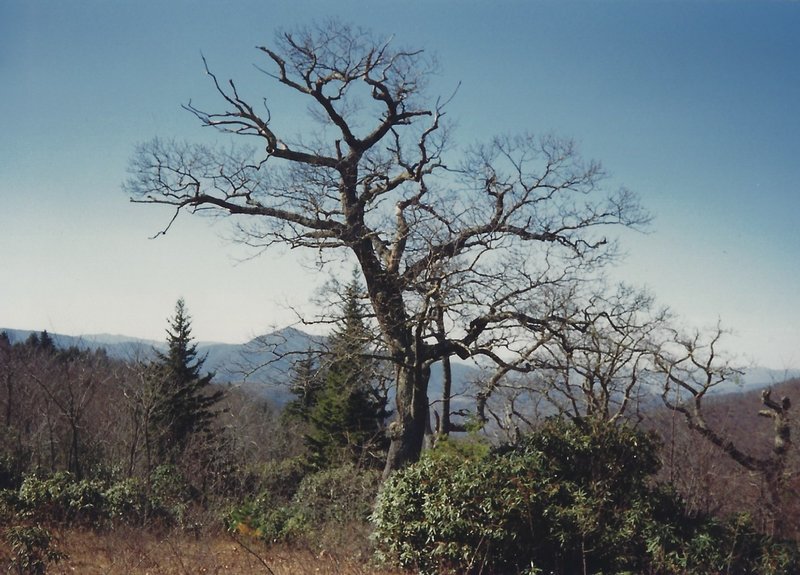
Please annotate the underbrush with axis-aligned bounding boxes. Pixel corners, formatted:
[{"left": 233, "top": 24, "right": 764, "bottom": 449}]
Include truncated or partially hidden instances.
[
  {"left": 0, "top": 463, "right": 386, "bottom": 574},
  {"left": 227, "top": 463, "right": 380, "bottom": 556},
  {"left": 4, "top": 423, "right": 800, "bottom": 575},
  {"left": 373, "top": 419, "right": 800, "bottom": 575},
  {"left": 0, "top": 466, "right": 206, "bottom": 531},
  {"left": 2, "top": 527, "right": 404, "bottom": 575}
]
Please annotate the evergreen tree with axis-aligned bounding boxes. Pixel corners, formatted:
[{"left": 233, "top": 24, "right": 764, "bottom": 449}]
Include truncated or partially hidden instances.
[
  {"left": 283, "top": 353, "right": 324, "bottom": 424},
  {"left": 24, "top": 330, "right": 56, "bottom": 354},
  {"left": 305, "top": 277, "right": 390, "bottom": 469},
  {"left": 149, "top": 299, "right": 224, "bottom": 462}
]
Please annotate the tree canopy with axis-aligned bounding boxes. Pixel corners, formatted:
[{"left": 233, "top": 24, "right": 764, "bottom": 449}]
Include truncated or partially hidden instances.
[
  {"left": 148, "top": 299, "right": 224, "bottom": 462},
  {"left": 126, "top": 20, "right": 649, "bottom": 474}
]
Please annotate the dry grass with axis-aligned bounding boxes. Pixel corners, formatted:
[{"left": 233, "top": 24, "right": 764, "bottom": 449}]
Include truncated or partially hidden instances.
[{"left": 5, "top": 527, "right": 406, "bottom": 575}]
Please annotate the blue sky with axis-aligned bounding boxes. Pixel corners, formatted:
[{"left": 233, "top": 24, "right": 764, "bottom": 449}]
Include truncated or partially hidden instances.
[{"left": 1, "top": 1, "right": 798, "bottom": 369}]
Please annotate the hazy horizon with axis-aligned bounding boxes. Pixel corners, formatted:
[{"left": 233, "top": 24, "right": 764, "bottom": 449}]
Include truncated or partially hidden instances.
[{"left": 2, "top": 1, "right": 798, "bottom": 369}]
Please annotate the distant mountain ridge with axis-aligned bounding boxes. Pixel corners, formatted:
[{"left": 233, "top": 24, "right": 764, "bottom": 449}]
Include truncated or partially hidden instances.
[
  {"left": 3, "top": 327, "right": 798, "bottom": 405},
  {"left": 0, "top": 327, "right": 315, "bottom": 385},
  {"left": 2, "top": 328, "right": 161, "bottom": 361},
  {"left": 0, "top": 326, "right": 477, "bottom": 407}
]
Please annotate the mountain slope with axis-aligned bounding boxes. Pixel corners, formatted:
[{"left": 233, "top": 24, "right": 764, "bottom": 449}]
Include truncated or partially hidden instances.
[{"left": 2, "top": 327, "right": 797, "bottom": 405}]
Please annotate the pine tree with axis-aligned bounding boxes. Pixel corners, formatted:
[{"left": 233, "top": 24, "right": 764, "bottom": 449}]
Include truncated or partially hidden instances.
[
  {"left": 149, "top": 299, "right": 224, "bottom": 462},
  {"left": 24, "top": 330, "right": 56, "bottom": 354},
  {"left": 283, "top": 353, "right": 324, "bottom": 424},
  {"left": 305, "top": 277, "right": 390, "bottom": 469}
]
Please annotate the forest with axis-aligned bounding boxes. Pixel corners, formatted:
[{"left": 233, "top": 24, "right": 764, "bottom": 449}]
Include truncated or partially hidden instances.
[
  {"left": 2, "top": 293, "right": 799, "bottom": 574},
  {"left": 3, "top": 19, "right": 799, "bottom": 575}
]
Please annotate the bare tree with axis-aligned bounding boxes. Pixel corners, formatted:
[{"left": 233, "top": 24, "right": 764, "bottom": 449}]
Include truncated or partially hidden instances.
[
  {"left": 120, "top": 359, "right": 162, "bottom": 478},
  {"left": 125, "top": 20, "right": 648, "bottom": 476},
  {"left": 536, "top": 284, "right": 668, "bottom": 423},
  {"left": 1, "top": 336, "right": 121, "bottom": 480},
  {"left": 657, "top": 325, "right": 795, "bottom": 537},
  {"left": 466, "top": 282, "right": 667, "bottom": 443}
]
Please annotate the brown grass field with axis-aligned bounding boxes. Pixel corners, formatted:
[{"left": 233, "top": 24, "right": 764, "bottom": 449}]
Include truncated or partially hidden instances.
[{"left": 2, "top": 527, "right": 406, "bottom": 575}]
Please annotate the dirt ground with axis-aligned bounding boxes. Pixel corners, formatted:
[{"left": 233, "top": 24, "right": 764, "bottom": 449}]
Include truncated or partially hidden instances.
[{"left": 2, "top": 527, "right": 405, "bottom": 575}]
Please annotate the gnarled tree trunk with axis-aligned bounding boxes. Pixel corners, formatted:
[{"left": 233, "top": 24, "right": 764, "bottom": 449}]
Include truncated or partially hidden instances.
[{"left": 383, "top": 362, "right": 431, "bottom": 479}]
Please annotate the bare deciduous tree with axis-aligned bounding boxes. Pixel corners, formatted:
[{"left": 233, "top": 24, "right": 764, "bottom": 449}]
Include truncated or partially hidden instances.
[
  {"left": 0, "top": 335, "right": 123, "bottom": 480},
  {"left": 536, "top": 284, "right": 669, "bottom": 423},
  {"left": 467, "top": 282, "right": 667, "bottom": 442},
  {"left": 125, "top": 20, "right": 647, "bottom": 476},
  {"left": 657, "top": 325, "right": 795, "bottom": 537}
]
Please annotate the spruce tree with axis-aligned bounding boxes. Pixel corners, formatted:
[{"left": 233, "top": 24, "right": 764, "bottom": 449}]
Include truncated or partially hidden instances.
[
  {"left": 283, "top": 353, "right": 324, "bottom": 424},
  {"left": 24, "top": 330, "right": 56, "bottom": 354},
  {"left": 305, "top": 277, "right": 390, "bottom": 469},
  {"left": 149, "top": 299, "right": 224, "bottom": 462}
]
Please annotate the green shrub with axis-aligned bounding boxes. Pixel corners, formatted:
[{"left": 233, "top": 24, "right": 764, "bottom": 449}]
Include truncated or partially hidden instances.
[
  {"left": 11, "top": 471, "right": 177, "bottom": 528},
  {"left": 103, "top": 477, "right": 148, "bottom": 523},
  {"left": 1, "top": 487, "right": 19, "bottom": 521},
  {"left": 0, "top": 451, "right": 26, "bottom": 491},
  {"left": 229, "top": 464, "right": 380, "bottom": 552},
  {"left": 226, "top": 457, "right": 311, "bottom": 540},
  {"left": 372, "top": 444, "right": 546, "bottom": 574},
  {"left": 4, "top": 524, "right": 66, "bottom": 575},
  {"left": 16, "top": 472, "right": 106, "bottom": 525},
  {"left": 426, "top": 434, "right": 490, "bottom": 462},
  {"left": 253, "top": 456, "right": 311, "bottom": 502},
  {"left": 645, "top": 511, "right": 800, "bottom": 575},
  {"left": 148, "top": 464, "right": 195, "bottom": 526},
  {"left": 0, "top": 428, "right": 31, "bottom": 492},
  {"left": 372, "top": 418, "right": 800, "bottom": 575},
  {"left": 287, "top": 465, "right": 380, "bottom": 540}
]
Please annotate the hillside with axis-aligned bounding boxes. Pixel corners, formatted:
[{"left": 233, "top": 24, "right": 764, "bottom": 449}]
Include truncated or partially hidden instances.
[
  {"left": 0, "top": 326, "right": 318, "bottom": 392},
  {"left": 0, "top": 327, "right": 478, "bottom": 408},
  {"left": 643, "top": 377, "right": 800, "bottom": 525},
  {"left": 648, "top": 377, "right": 800, "bottom": 460},
  {"left": 3, "top": 327, "right": 799, "bottom": 565},
  {"left": 2, "top": 326, "right": 796, "bottom": 408}
]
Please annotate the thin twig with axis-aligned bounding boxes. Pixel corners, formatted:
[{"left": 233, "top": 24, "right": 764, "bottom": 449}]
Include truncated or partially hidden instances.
[{"left": 228, "top": 530, "right": 278, "bottom": 575}]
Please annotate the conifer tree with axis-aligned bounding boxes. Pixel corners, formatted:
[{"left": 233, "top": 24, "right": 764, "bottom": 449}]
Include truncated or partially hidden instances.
[
  {"left": 24, "top": 331, "right": 56, "bottom": 354},
  {"left": 305, "top": 277, "right": 390, "bottom": 469},
  {"left": 149, "top": 299, "right": 224, "bottom": 462},
  {"left": 283, "top": 353, "right": 324, "bottom": 424}
]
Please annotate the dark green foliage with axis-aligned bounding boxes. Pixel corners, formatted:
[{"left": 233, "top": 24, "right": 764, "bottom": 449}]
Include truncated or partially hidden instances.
[
  {"left": 283, "top": 354, "right": 324, "bottom": 423},
  {"left": 425, "top": 434, "right": 491, "bottom": 462},
  {"left": 16, "top": 472, "right": 106, "bottom": 525},
  {"left": 148, "top": 299, "right": 224, "bottom": 462},
  {"left": 4, "top": 524, "right": 66, "bottom": 575},
  {"left": 287, "top": 278, "right": 389, "bottom": 470},
  {"left": 228, "top": 464, "right": 380, "bottom": 551},
  {"left": 14, "top": 472, "right": 131, "bottom": 527},
  {"left": 22, "top": 331, "right": 56, "bottom": 355},
  {"left": 146, "top": 463, "right": 197, "bottom": 526},
  {"left": 289, "top": 464, "right": 380, "bottom": 530},
  {"left": 225, "top": 456, "right": 311, "bottom": 539},
  {"left": 102, "top": 477, "right": 149, "bottom": 523},
  {"left": 5, "top": 469, "right": 187, "bottom": 529},
  {"left": 373, "top": 419, "right": 800, "bottom": 575},
  {"left": 305, "top": 368, "right": 388, "bottom": 469},
  {"left": 0, "top": 447, "right": 27, "bottom": 491},
  {"left": 644, "top": 511, "right": 800, "bottom": 575}
]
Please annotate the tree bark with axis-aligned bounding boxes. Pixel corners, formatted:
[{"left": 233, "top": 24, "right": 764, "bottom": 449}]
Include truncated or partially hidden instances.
[{"left": 383, "top": 362, "right": 430, "bottom": 479}]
